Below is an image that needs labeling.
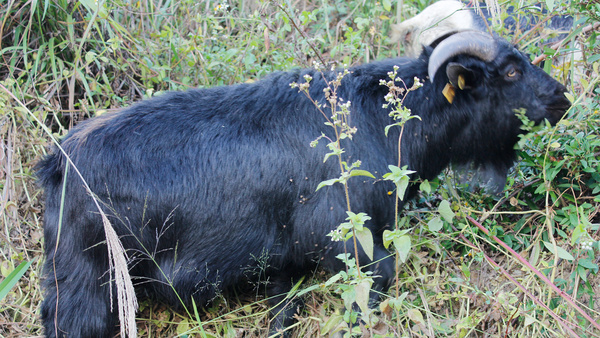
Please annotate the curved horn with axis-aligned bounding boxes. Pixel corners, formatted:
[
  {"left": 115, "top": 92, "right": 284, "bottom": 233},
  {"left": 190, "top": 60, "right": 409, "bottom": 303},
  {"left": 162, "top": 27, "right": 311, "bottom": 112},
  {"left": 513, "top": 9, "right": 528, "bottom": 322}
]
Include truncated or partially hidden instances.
[{"left": 428, "top": 31, "right": 498, "bottom": 82}]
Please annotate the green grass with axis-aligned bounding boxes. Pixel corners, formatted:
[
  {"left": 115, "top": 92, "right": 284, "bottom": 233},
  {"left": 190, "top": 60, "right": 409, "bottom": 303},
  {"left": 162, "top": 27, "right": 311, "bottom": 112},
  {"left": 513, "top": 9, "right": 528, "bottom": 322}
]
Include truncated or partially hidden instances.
[{"left": 1, "top": 0, "right": 599, "bottom": 336}]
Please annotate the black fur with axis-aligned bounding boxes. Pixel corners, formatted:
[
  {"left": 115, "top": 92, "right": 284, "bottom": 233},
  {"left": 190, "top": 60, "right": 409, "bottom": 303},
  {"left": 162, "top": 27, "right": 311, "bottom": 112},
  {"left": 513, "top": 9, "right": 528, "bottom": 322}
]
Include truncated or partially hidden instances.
[{"left": 37, "top": 34, "right": 569, "bottom": 337}]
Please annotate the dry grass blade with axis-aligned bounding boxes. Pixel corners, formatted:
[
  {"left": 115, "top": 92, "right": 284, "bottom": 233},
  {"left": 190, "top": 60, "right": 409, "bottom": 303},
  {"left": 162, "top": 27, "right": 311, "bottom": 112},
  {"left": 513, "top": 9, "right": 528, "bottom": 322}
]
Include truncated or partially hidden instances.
[
  {"left": 0, "top": 83, "right": 138, "bottom": 337},
  {"left": 455, "top": 222, "right": 581, "bottom": 336},
  {"left": 101, "top": 210, "right": 138, "bottom": 338},
  {"left": 467, "top": 215, "right": 600, "bottom": 333}
]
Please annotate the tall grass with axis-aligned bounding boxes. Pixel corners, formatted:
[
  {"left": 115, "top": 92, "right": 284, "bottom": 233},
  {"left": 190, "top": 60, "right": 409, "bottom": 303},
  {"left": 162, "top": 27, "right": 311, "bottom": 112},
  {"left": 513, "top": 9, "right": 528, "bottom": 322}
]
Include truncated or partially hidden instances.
[{"left": 1, "top": 0, "right": 598, "bottom": 336}]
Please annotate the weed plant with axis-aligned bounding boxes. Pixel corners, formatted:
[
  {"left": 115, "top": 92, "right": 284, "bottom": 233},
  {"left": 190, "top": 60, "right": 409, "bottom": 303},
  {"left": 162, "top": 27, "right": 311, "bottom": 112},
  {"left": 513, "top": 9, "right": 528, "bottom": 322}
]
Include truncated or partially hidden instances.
[{"left": 1, "top": 0, "right": 599, "bottom": 337}]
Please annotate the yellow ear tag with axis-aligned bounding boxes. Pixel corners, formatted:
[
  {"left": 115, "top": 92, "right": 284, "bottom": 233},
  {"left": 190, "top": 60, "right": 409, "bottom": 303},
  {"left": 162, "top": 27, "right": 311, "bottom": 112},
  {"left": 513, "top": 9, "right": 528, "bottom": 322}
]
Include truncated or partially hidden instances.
[
  {"left": 457, "top": 74, "right": 466, "bottom": 90},
  {"left": 443, "top": 83, "right": 455, "bottom": 104}
]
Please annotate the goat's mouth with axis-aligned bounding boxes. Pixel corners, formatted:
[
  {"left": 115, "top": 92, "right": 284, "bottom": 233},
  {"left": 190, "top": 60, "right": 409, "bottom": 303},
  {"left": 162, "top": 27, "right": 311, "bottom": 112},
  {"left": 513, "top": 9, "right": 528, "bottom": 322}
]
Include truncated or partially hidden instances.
[{"left": 545, "top": 94, "right": 571, "bottom": 125}]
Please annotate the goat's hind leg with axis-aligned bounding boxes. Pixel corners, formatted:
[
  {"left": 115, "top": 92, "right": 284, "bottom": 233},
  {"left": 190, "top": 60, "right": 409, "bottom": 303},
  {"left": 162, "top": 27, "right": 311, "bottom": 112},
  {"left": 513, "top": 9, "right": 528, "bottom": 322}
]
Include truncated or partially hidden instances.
[
  {"left": 265, "top": 270, "right": 305, "bottom": 338},
  {"left": 41, "top": 211, "right": 118, "bottom": 338},
  {"left": 42, "top": 250, "right": 118, "bottom": 337}
]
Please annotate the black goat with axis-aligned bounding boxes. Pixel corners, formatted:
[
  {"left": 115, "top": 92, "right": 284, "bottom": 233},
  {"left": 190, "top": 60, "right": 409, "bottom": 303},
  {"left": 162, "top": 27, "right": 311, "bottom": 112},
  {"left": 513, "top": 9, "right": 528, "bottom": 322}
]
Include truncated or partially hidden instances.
[
  {"left": 37, "top": 31, "right": 569, "bottom": 337},
  {"left": 392, "top": 1, "right": 573, "bottom": 192}
]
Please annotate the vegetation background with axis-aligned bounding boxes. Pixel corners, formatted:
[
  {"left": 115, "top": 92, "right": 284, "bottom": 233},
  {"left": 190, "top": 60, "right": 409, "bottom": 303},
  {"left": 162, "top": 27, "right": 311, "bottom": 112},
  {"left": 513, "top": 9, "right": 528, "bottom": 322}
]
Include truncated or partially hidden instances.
[{"left": 0, "top": 0, "right": 599, "bottom": 336}]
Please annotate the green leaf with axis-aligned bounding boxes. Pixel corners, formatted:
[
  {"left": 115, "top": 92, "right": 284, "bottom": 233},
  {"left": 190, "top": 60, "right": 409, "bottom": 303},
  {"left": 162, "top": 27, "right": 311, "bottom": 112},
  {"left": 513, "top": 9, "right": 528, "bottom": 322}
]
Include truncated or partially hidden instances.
[
  {"left": 393, "top": 235, "right": 411, "bottom": 263},
  {"left": 176, "top": 319, "right": 190, "bottom": 336},
  {"left": 589, "top": 53, "right": 600, "bottom": 63},
  {"left": 244, "top": 53, "right": 257, "bottom": 68},
  {"left": 323, "top": 151, "right": 336, "bottom": 163},
  {"left": 384, "top": 165, "right": 415, "bottom": 200},
  {"left": 341, "top": 287, "right": 356, "bottom": 310},
  {"left": 354, "top": 17, "right": 370, "bottom": 30},
  {"left": 79, "top": 0, "right": 108, "bottom": 16},
  {"left": 382, "top": 0, "right": 392, "bottom": 11},
  {"left": 85, "top": 51, "right": 97, "bottom": 65},
  {"left": 349, "top": 169, "right": 376, "bottom": 179},
  {"left": 316, "top": 178, "right": 340, "bottom": 191},
  {"left": 345, "top": 211, "right": 371, "bottom": 231},
  {"left": 297, "top": 283, "right": 320, "bottom": 297},
  {"left": 542, "top": 241, "right": 574, "bottom": 261},
  {"left": 578, "top": 265, "right": 588, "bottom": 282},
  {"left": 438, "top": 200, "right": 455, "bottom": 223},
  {"left": 564, "top": 92, "right": 574, "bottom": 103},
  {"left": 384, "top": 124, "right": 395, "bottom": 136},
  {"left": 356, "top": 227, "right": 374, "bottom": 261},
  {"left": 354, "top": 279, "right": 373, "bottom": 314},
  {"left": 321, "top": 313, "right": 344, "bottom": 335},
  {"left": 388, "top": 292, "right": 408, "bottom": 310},
  {"left": 0, "top": 260, "right": 33, "bottom": 302},
  {"left": 324, "top": 272, "right": 343, "bottom": 287},
  {"left": 382, "top": 229, "right": 393, "bottom": 249},
  {"left": 571, "top": 223, "right": 587, "bottom": 246},
  {"left": 419, "top": 179, "right": 431, "bottom": 195},
  {"left": 428, "top": 216, "right": 443, "bottom": 232},
  {"left": 383, "top": 228, "right": 410, "bottom": 248},
  {"left": 529, "top": 241, "right": 540, "bottom": 266},
  {"left": 407, "top": 308, "right": 424, "bottom": 325},
  {"left": 578, "top": 258, "right": 599, "bottom": 273},
  {"left": 383, "top": 165, "right": 414, "bottom": 181},
  {"left": 397, "top": 176, "right": 410, "bottom": 201}
]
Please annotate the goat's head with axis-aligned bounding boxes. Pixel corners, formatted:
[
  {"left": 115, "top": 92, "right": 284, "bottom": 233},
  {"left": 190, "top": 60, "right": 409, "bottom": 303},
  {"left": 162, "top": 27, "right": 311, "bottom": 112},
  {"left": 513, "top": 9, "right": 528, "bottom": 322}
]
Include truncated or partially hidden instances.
[
  {"left": 428, "top": 31, "right": 570, "bottom": 126},
  {"left": 423, "top": 31, "right": 570, "bottom": 186}
]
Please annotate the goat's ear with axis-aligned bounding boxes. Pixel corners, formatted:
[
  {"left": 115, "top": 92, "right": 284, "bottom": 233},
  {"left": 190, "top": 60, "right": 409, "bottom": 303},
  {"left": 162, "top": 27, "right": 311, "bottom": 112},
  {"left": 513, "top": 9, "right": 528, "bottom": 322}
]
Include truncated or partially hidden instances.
[{"left": 446, "top": 62, "right": 477, "bottom": 90}]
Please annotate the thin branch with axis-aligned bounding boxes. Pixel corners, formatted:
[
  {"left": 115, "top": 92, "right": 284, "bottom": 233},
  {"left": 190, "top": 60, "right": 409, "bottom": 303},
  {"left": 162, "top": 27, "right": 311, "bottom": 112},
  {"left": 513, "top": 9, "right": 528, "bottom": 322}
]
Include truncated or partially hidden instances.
[
  {"left": 273, "top": 1, "right": 326, "bottom": 66},
  {"left": 532, "top": 22, "right": 600, "bottom": 65}
]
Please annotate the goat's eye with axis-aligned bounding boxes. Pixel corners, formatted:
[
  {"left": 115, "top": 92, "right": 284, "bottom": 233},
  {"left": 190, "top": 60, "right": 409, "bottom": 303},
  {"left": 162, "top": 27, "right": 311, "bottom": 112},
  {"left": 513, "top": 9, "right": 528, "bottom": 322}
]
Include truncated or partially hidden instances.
[{"left": 507, "top": 68, "right": 518, "bottom": 78}]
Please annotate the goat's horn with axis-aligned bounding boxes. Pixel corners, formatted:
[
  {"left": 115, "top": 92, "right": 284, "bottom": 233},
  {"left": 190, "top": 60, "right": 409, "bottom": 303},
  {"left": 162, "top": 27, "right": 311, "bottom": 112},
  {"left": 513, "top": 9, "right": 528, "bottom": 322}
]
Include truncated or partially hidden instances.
[{"left": 428, "top": 31, "right": 497, "bottom": 82}]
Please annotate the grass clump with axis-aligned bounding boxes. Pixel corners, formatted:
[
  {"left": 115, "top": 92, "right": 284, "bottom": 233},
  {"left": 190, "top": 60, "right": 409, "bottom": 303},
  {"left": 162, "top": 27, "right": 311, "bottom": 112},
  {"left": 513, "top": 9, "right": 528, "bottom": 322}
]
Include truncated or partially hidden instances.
[{"left": 2, "top": 0, "right": 599, "bottom": 337}]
